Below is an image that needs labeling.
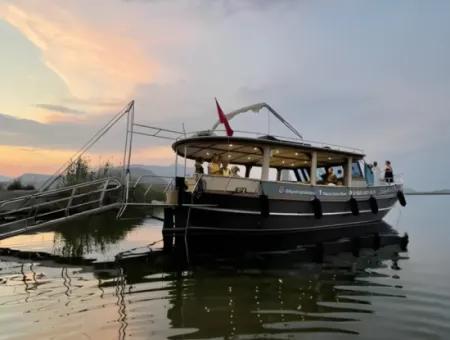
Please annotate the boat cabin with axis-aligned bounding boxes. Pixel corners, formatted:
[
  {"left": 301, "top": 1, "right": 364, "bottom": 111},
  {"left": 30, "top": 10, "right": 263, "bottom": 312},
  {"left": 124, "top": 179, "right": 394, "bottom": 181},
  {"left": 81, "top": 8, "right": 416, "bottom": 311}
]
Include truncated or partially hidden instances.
[{"left": 172, "top": 135, "right": 367, "bottom": 194}]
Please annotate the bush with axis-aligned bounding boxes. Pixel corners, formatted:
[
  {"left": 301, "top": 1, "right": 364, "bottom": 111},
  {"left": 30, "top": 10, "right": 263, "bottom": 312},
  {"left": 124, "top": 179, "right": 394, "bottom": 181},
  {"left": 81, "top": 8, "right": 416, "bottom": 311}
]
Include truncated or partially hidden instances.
[
  {"left": 60, "top": 157, "right": 115, "bottom": 187},
  {"left": 7, "top": 179, "right": 35, "bottom": 191}
]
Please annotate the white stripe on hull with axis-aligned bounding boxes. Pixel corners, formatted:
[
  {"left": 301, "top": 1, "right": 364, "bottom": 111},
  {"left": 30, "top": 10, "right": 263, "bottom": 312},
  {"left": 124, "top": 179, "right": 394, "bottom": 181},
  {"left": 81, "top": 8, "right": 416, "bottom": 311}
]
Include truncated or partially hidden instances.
[
  {"left": 187, "top": 218, "right": 382, "bottom": 233},
  {"left": 191, "top": 205, "right": 393, "bottom": 217}
]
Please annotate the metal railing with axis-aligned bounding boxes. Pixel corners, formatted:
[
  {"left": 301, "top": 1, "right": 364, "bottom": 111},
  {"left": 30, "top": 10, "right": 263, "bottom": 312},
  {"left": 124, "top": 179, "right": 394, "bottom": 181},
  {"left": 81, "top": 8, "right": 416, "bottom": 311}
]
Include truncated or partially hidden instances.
[
  {"left": 184, "top": 129, "right": 364, "bottom": 154},
  {"left": 116, "top": 175, "right": 175, "bottom": 219},
  {"left": 0, "top": 177, "right": 122, "bottom": 239}
]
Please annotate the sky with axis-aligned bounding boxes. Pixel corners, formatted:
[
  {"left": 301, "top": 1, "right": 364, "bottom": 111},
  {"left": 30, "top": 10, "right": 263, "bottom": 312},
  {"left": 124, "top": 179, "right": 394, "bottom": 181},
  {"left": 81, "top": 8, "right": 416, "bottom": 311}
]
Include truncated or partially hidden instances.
[{"left": 0, "top": 0, "right": 449, "bottom": 190}]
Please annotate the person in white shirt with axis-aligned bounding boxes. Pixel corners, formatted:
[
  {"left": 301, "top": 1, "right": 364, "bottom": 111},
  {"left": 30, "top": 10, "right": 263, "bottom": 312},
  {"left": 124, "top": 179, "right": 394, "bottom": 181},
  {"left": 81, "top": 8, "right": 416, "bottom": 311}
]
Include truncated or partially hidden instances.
[{"left": 372, "top": 161, "right": 382, "bottom": 186}]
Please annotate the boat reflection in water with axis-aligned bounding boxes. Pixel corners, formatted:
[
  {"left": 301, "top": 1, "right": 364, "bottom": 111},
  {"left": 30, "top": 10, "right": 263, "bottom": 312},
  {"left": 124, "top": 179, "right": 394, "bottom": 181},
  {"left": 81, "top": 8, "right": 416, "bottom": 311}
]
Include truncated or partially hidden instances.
[{"left": 0, "top": 217, "right": 408, "bottom": 339}]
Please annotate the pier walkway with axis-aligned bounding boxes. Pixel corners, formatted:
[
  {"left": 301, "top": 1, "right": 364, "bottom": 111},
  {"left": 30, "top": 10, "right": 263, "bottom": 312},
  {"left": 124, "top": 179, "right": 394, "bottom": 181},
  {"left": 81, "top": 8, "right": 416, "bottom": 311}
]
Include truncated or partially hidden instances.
[{"left": 0, "top": 178, "right": 123, "bottom": 240}]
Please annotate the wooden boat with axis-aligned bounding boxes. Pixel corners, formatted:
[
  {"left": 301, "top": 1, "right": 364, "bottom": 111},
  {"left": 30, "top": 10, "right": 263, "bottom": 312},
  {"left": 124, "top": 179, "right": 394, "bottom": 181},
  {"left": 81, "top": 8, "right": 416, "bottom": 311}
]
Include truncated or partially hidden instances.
[{"left": 165, "top": 103, "right": 406, "bottom": 236}]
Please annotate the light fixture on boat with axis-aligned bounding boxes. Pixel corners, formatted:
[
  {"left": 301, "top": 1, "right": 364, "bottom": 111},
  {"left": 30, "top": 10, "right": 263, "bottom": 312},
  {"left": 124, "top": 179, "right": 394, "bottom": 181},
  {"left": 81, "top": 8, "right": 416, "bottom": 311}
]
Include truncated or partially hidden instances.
[
  {"left": 291, "top": 163, "right": 295, "bottom": 166},
  {"left": 281, "top": 160, "right": 285, "bottom": 164},
  {"left": 304, "top": 160, "right": 308, "bottom": 164},
  {"left": 228, "top": 154, "right": 232, "bottom": 158},
  {"left": 206, "top": 152, "right": 210, "bottom": 156},
  {"left": 328, "top": 156, "right": 332, "bottom": 160},
  {"left": 229, "top": 144, "right": 233, "bottom": 147},
  {"left": 294, "top": 152, "right": 299, "bottom": 156},
  {"left": 248, "top": 156, "right": 252, "bottom": 160},
  {"left": 275, "top": 150, "right": 279, "bottom": 154},
  {"left": 253, "top": 147, "right": 258, "bottom": 151}
]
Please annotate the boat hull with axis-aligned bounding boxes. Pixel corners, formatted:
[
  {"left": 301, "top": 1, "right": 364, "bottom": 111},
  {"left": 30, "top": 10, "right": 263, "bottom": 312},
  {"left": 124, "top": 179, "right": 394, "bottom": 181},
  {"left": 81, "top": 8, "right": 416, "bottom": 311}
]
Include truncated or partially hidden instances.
[{"left": 185, "top": 186, "right": 399, "bottom": 235}]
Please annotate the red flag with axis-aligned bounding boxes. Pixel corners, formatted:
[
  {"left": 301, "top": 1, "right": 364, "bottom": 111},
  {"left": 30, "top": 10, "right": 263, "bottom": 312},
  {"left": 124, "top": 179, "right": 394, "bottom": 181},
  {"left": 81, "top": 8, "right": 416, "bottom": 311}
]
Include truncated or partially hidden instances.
[{"left": 215, "top": 98, "right": 233, "bottom": 136}]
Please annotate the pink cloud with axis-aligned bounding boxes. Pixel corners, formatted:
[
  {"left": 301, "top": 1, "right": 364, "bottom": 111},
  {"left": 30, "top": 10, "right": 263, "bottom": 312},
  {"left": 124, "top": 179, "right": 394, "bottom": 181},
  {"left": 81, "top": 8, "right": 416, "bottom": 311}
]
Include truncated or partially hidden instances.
[{"left": 0, "top": 2, "right": 158, "bottom": 102}]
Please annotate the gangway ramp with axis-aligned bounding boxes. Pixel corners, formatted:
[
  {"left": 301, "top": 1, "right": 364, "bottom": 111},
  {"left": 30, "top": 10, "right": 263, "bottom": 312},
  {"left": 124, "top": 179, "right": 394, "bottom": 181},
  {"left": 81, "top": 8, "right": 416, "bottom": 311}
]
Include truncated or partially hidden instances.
[{"left": 0, "top": 178, "right": 122, "bottom": 240}]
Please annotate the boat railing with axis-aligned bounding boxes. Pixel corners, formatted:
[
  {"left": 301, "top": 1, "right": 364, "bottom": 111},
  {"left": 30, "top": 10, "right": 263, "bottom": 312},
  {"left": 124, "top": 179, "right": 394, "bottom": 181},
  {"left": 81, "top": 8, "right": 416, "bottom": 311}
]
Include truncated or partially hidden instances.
[
  {"left": 184, "top": 129, "right": 364, "bottom": 154},
  {"left": 133, "top": 175, "right": 175, "bottom": 195}
]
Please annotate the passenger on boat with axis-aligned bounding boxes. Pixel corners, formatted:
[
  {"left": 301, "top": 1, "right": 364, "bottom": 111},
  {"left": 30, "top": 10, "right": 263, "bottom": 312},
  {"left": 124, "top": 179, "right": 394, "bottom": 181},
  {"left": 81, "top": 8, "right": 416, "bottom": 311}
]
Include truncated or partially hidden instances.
[
  {"left": 194, "top": 158, "right": 204, "bottom": 174},
  {"left": 325, "top": 167, "right": 338, "bottom": 185},
  {"left": 221, "top": 161, "right": 231, "bottom": 176},
  {"left": 208, "top": 155, "right": 221, "bottom": 175},
  {"left": 372, "top": 161, "right": 382, "bottom": 186},
  {"left": 231, "top": 166, "right": 240, "bottom": 177},
  {"left": 384, "top": 160, "right": 394, "bottom": 183}
]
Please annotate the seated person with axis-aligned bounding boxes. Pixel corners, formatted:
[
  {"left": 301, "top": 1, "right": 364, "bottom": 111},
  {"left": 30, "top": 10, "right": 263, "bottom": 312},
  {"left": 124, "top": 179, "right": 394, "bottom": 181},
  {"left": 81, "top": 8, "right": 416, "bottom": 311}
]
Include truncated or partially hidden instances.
[
  {"left": 208, "top": 155, "right": 221, "bottom": 175},
  {"left": 221, "top": 161, "right": 231, "bottom": 176},
  {"left": 231, "top": 166, "right": 240, "bottom": 177},
  {"left": 325, "top": 167, "right": 338, "bottom": 185},
  {"left": 194, "top": 158, "right": 204, "bottom": 174}
]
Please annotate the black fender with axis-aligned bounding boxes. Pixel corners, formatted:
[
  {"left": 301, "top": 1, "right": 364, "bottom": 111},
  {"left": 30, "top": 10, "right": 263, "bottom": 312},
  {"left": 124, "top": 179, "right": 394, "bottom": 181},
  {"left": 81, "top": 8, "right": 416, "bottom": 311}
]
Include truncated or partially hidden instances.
[
  {"left": 369, "top": 196, "right": 379, "bottom": 214},
  {"left": 397, "top": 191, "right": 407, "bottom": 207},
  {"left": 311, "top": 196, "right": 323, "bottom": 219},
  {"left": 349, "top": 197, "right": 359, "bottom": 216},
  {"left": 259, "top": 194, "right": 270, "bottom": 217}
]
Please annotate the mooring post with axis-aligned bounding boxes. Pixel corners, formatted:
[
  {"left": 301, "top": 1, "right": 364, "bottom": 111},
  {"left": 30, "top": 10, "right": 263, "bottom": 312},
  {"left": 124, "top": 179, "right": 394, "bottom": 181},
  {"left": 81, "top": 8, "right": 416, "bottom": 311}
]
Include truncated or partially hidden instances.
[
  {"left": 174, "top": 176, "right": 188, "bottom": 248},
  {"left": 163, "top": 208, "right": 174, "bottom": 252},
  {"left": 174, "top": 207, "right": 188, "bottom": 248}
]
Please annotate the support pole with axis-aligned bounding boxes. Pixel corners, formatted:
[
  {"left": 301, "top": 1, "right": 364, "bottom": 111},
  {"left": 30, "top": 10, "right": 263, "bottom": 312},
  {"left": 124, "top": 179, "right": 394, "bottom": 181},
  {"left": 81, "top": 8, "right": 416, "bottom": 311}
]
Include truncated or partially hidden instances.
[
  {"left": 183, "top": 145, "right": 187, "bottom": 178},
  {"left": 125, "top": 101, "right": 135, "bottom": 174},
  {"left": 345, "top": 157, "right": 353, "bottom": 187},
  {"left": 311, "top": 151, "right": 317, "bottom": 185},
  {"left": 261, "top": 146, "right": 271, "bottom": 181}
]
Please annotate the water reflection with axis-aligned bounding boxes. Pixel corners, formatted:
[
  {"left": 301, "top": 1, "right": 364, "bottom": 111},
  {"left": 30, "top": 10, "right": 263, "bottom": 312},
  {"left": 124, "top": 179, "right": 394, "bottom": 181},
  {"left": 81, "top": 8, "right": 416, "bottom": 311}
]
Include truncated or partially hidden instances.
[
  {"left": 52, "top": 212, "right": 142, "bottom": 258},
  {"left": 0, "top": 219, "right": 411, "bottom": 339}
]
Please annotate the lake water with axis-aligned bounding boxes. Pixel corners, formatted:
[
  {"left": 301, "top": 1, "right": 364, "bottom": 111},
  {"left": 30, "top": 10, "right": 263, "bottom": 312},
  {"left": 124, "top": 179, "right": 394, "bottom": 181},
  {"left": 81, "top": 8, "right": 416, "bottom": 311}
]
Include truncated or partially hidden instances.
[{"left": 0, "top": 196, "right": 449, "bottom": 339}]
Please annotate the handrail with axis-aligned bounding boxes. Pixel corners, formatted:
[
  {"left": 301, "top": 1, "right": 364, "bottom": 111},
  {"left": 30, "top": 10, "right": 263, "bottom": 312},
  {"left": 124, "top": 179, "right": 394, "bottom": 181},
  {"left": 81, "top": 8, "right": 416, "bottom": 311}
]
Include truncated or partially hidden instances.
[
  {"left": 0, "top": 182, "right": 121, "bottom": 217},
  {"left": 0, "top": 177, "right": 122, "bottom": 233},
  {"left": 0, "top": 177, "right": 121, "bottom": 207}
]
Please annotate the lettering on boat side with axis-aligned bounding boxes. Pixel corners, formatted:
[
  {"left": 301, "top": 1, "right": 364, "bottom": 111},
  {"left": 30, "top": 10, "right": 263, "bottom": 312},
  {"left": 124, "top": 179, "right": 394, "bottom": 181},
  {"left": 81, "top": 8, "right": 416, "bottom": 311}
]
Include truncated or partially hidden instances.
[
  {"left": 268, "top": 183, "right": 396, "bottom": 198},
  {"left": 278, "top": 186, "right": 315, "bottom": 196}
]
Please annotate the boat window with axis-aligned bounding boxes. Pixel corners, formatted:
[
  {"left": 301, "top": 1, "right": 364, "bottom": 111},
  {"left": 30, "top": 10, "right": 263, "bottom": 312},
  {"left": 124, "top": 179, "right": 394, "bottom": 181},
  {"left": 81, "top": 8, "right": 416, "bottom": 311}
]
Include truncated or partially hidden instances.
[
  {"left": 301, "top": 168, "right": 310, "bottom": 183},
  {"left": 316, "top": 165, "right": 345, "bottom": 185},
  {"left": 248, "top": 167, "right": 279, "bottom": 181},
  {"left": 316, "top": 167, "right": 326, "bottom": 183},
  {"left": 352, "top": 162, "right": 363, "bottom": 177},
  {"left": 279, "top": 169, "right": 295, "bottom": 182}
]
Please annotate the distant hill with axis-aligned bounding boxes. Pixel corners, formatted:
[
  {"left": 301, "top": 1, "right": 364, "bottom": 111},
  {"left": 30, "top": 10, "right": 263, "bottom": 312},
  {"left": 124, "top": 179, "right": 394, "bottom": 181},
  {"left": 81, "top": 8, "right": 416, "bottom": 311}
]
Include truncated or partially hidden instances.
[
  {"left": 16, "top": 173, "right": 51, "bottom": 188},
  {"left": 131, "top": 164, "right": 194, "bottom": 178},
  {"left": 0, "top": 175, "right": 10, "bottom": 182},
  {"left": 404, "top": 188, "right": 450, "bottom": 195},
  {"left": 0, "top": 165, "right": 180, "bottom": 189},
  {"left": 403, "top": 187, "right": 416, "bottom": 194},
  {"left": 431, "top": 189, "right": 450, "bottom": 194}
]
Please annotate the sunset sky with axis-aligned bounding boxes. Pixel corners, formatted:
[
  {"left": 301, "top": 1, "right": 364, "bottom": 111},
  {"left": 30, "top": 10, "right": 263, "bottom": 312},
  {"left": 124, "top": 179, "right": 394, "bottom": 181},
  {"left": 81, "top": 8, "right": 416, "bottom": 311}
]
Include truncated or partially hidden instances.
[{"left": 1, "top": 0, "right": 450, "bottom": 190}]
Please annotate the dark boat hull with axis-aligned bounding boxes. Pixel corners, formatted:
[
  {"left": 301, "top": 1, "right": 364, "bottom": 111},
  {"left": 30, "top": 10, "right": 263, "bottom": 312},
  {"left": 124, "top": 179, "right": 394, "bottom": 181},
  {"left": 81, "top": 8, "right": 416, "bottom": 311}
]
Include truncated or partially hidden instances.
[{"left": 186, "top": 191, "right": 398, "bottom": 235}]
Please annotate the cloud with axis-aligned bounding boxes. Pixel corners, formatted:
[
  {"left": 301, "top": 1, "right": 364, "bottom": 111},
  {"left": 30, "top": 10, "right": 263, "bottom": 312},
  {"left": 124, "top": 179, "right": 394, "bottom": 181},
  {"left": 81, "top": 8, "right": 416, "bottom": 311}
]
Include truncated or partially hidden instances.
[
  {"left": 0, "top": 1, "right": 158, "bottom": 101},
  {"left": 35, "top": 104, "right": 86, "bottom": 115}
]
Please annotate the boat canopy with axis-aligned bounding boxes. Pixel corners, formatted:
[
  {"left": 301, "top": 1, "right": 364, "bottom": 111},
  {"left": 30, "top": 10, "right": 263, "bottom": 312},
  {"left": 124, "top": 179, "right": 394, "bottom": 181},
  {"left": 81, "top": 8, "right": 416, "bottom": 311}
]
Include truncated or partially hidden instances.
[{"left": 172, "top": 136, "right": 364, "bottom": 169}]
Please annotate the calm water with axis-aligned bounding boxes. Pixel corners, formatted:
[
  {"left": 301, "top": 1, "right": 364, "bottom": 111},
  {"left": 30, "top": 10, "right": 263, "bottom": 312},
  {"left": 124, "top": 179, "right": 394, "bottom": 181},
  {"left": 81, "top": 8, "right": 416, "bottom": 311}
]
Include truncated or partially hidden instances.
[{"left": 0, "top": 196, "right": 449, "bottom": 339}]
